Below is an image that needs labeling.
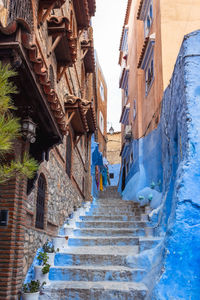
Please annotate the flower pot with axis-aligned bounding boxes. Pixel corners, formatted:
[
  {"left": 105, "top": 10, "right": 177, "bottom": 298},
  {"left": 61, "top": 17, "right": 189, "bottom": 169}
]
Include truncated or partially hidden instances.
[
  {"left": 22, "top": 291, "right": 39, "bottom": 300},
  {"left": 46, "top": 252, "right": 55, "bottom": 265},
  {"left": 34, "top": 266, "right": 49, "bottom": 284}
]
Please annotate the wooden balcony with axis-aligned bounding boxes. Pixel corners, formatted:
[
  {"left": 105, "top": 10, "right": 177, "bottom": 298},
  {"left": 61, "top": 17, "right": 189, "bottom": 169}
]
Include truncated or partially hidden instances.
[{"left": 47, "top": 16, "right": 77, "bottom": 67}]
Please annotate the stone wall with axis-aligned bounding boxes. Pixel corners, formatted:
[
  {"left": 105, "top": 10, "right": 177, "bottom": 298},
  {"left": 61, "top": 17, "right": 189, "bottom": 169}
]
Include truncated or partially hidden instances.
[{"left": 20, "top": 0, "right": 95, "bottom": 283}]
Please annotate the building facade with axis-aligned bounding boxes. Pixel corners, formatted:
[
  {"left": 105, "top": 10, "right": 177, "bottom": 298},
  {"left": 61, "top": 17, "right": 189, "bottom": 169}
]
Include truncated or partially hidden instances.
[
  {"left": 0, "top": 0, "right": 96, "bottom": 298},
  {"left": 95, "top": 51, "right": 107, "bottom": 158},
  {"left": 107, "top": 132, "right": 121, "bottom": 165},
  {"left": 119, "top": 0, "right": 200, "bottom": 191}
]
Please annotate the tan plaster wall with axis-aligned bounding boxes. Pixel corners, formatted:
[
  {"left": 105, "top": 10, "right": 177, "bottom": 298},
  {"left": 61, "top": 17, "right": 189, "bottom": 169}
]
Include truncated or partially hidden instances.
[
  {"left": 160, "top": 0, "right": 200, "bottom": 89},
  {"left": 120, "top": 0, "right": 163, "bottom": 138},
  {"left": 96, "top": 59, "right": 107, "bottom": 157},
  {"left": 107, "top": 132, "right": 121, "bottom": 165}
]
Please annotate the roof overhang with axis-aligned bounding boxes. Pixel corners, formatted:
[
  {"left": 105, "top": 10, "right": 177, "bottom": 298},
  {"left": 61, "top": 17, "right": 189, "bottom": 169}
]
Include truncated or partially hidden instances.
[
  {"left": 81, "top": 27, "right": 95, "bottom": 73},
  {"left": 64, "top": 94, "right": 96, "bottom": 134},
  {"left": 39, "top": 0, "right": 66, "bottom": 9},
  {"left": 137, "top": 0, "right": 151, "bottom": 20},
  {"left": 47, "top": 16, "right": 77, "bottom": 66},
  {"left": 0, "top": 21, "right": 66, "bottom": 162},
  {"left": 87, "top": 0, "right": 96, "bottom": 16},
  {"left": 72, "top": 0, "right": 90, "bottom": 29}
]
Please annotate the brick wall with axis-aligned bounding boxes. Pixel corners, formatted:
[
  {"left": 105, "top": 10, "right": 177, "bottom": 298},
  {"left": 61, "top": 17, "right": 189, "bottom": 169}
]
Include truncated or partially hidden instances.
[{"left": 0, "top": 0, "right": 96, "bottom": 298}]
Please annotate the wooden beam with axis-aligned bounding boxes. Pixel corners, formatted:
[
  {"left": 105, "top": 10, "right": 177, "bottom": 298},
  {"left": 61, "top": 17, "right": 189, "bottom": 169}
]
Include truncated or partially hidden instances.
[
  {"left": 40, "top": 2, "right": 56, "bottom": 25},
  {"left": 66, "top": 111, "right": 75, "bottom": 126},
  {"left": 81, "top": 49, "right": 89, "bottom": 60},
  {"left": 74, "top": 63, "right": 81, "bottom": 90},
  {"left": 64, "top": 72, "right": 73, "bottom": 94},
  {"left": 57, "top": 65, "right": 68, "bottom": 82},
  {"left": 74, "top": 134, "right": 82, "bottom": 147},
  {"left": 48, "top": 35, "right": 62, "bottom": 57}
]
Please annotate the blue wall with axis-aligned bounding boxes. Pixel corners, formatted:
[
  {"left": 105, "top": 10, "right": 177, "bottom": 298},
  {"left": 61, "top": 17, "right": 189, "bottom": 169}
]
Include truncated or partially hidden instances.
[
  {"left": 108, "top": 164, "right": 121, "bottom": 186},
  {"left": 151, "top": 30, "right": 200, "bottom": 299},
  {"left": 120, "top": 126, "right": 162, "bottom": 200},
  {"left": 120, "top": 30, "right": 200, "bottom": 299}
]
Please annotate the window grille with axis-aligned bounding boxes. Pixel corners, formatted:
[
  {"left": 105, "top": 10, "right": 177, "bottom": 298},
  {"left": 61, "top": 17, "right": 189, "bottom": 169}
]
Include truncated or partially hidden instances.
[
  {"left": 66, "top": 134, "right": 72, "bottom": 177},
  {"left": 8, "top": 0, "right": 33, "bottom": 30},
  {"left": 35, "top": 174, "right": 46, "bottom": 229}
]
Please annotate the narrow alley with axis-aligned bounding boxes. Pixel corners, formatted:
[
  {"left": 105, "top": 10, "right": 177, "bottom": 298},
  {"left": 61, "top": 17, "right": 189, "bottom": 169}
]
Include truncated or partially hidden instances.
[{"left": 0, "top": 0, "right": 200, "bottom": 300}]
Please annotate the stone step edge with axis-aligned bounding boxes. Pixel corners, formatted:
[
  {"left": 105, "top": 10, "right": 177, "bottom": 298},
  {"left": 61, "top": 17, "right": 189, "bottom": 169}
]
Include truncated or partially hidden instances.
[
  {"left": 77, "top": 221, "right": 150, "bottom": 223},
  {"left": 50, "top": 265, "right": 146, "bottom": 271},
  {"left": 73, "top": 227, "right": 148, "bottom": 231},
  {"left": 43, "top": 280, "right": 148, "bottom": 292}
]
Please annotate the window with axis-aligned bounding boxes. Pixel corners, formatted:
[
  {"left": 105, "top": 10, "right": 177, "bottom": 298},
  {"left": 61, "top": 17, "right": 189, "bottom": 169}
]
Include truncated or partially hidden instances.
[
  {"left": 121, "top": 26, "right": 128, "bottom": 53},
  {"left": 110, "top": 173, "right": 114, "bottom": 179},
  {"left": 145, "top": 56, "right": 154, "bottom": 95},
  {"left": 124, "top": 84, "right": 129, "bottom": 105},
  {"left": 144, "top": 1, "right": 153, "bottom": 37},
  {"left": 100, "top": 82, "right": 104, "bottom": 101},
  {"left": 35, "top": 174, "right": 46, "bottom": 229},
  {"left": 99, "top": 111, "right": 104, "bottom": 134},
  {"left": 66, "top": 134, "right": 72, "bottom": 177}
]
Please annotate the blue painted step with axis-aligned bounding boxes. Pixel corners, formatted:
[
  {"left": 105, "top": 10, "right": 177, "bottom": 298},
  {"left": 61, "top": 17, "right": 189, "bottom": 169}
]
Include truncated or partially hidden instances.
[{"left": 49, "top": 265, "right": 147, "bottom": 282}]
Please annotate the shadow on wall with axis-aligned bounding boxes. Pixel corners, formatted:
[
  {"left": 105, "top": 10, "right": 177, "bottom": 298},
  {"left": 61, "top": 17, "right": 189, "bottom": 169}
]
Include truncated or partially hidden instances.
[{"left": 120, "top": 30, "right": 200, "bottom": 299}]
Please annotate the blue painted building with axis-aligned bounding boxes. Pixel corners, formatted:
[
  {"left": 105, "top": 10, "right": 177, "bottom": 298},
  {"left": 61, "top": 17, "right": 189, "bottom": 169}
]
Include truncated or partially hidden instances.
[{"left": 119, "top": 30, "right": 200, "bottom": 299}]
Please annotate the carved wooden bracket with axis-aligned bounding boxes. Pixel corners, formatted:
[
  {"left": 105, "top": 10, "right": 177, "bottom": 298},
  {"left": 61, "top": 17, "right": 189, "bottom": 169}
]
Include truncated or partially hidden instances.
[{"left": 38, "top": 0, "right": 66, "bottom": 26}]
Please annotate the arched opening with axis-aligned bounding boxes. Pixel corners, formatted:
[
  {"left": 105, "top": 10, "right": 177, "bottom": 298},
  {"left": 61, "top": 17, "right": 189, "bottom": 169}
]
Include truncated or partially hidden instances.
[{"left": 35, "top": 174, "right": 46, "bottom": 229}]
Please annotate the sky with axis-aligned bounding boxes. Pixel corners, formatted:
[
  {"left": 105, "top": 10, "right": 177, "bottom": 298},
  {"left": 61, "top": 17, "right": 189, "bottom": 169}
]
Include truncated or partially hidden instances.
[{"left": 92, "top": 0, "right": 128, "bottom": 132}]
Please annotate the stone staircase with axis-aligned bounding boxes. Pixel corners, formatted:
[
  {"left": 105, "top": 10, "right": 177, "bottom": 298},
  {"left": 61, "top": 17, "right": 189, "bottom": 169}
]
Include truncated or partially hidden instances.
[{"left": 40, "top": 186, "right": 161, "bottom": 300}]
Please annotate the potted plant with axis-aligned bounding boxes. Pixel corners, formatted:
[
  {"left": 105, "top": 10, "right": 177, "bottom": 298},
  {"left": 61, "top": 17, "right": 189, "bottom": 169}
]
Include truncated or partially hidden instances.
[
  {"left": 34, "top": 251, "right": 50, "bottom": 283},
  {"left": 42, "top": 241, "right": 59, "bottom": 265},
  {"left": 22, "top": 280, "right": 45, "bottom": 300}
]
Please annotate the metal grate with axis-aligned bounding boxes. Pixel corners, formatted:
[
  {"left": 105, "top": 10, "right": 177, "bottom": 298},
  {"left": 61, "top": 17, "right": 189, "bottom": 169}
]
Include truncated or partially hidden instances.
[
  {"left": 35, "top": 175, "right": 46, "bottom": 229},
  {"left": 8, "top": 0, "right": 33, "bottom": 30},
  {"left": 66, "top": 135, "right": 72, "bottom": 177}
]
